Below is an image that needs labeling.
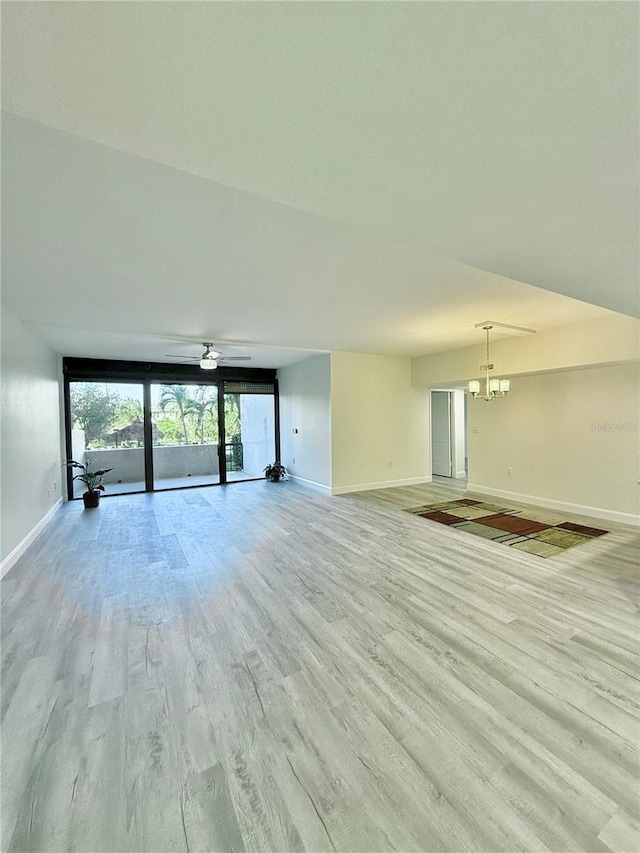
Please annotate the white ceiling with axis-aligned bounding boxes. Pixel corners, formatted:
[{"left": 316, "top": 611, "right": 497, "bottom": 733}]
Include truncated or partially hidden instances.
[
  {"left": 21, "top": 325, "right": 321, "bottom": 372},
  {"left": 1, "top": 2, "right": 636, "bottom": 368}
]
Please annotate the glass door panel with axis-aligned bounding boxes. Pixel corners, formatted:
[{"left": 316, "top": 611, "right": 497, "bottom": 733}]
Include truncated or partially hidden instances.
[
  {"left": 68, "top": 381, "right": 146, "bottom": 497},
  {"left": 151, "top": 384, "right": 220, "bottom": 490},
  {"left": 224, "top": 389, "right": 276, "bottom": 481}
]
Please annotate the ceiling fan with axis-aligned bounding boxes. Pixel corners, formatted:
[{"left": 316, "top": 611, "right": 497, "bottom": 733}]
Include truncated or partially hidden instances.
[{"left": 164, "top": 342, "right": 252, "bottom": 370}]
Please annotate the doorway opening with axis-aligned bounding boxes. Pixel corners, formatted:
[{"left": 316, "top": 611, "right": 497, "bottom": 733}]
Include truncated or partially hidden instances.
[{"left": 430, "top": 389, "right": 467, "bottom": 480}]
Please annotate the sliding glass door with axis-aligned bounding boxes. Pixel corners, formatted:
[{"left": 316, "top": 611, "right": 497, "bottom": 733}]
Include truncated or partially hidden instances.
[
  {"left": 64, "top": 360, "right": 279, "bottom": 498},
  {"left": 68, "top": 380, "right": 146, "bottom": 496},
  {"left": 150, "top": 383, "right": 221, "bottom": 490}
]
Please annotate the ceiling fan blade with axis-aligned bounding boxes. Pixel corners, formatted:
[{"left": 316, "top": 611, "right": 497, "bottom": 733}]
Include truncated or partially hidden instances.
[{"left": 163, "top": 350, "right": 252, "bottom": 365}]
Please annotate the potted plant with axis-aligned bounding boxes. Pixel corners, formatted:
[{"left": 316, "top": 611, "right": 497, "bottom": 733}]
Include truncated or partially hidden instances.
[
  {"left": 263, "top": 461, "right": 287, "bottom": 482},
  {"left": 67, "top": 459, "right": 113, "bottom": 508}
]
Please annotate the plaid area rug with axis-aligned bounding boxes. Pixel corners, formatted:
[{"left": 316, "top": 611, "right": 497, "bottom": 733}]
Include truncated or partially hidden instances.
[{"left": 406, "top": 499, "right": 608, "bottom": 558}]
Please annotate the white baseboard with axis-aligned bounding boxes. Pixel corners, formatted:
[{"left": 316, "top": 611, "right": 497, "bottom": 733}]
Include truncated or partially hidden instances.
[
  {"left": 1, "top": 498, "right": 63, "bottom": 579},
  {"left": 288, "top": 475, "right": 332, "bottom": 494},
  {"left": 466, "top": 484, "right": 639, "bottom": 528},
  {"left": 332, "top": 476, "right": 432, "bottom": 496}
]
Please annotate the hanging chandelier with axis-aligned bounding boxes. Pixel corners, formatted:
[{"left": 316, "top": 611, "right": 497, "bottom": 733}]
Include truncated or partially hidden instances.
[{"left": 468, "top": 324, "right": 510, "bottom": 401}]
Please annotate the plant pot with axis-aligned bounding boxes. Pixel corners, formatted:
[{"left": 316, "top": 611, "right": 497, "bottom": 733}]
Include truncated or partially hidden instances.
[{"left": 82, "top": 491, "right": 100, "bottom": 509}]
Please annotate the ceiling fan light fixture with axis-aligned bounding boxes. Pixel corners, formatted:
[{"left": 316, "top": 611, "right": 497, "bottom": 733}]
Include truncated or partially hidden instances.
[{"left": 199, "top": 343, "right": 220, "bottom": 369}]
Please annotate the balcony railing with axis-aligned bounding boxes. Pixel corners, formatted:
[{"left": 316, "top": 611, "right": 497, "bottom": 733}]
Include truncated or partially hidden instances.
[{"left": 225, "top": 442, "right": 243, "bottom": 472}]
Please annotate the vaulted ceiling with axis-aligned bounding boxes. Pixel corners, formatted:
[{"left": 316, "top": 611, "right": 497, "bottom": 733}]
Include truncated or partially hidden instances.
[{"left": 2, "top": 2, "right": 636, "bottom": 366}]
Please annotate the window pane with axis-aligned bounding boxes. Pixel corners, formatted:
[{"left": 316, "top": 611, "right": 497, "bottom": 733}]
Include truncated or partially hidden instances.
[
  {"left": 224, "top": 392, "right": 275, "bottom": 481},
  {"left": 68, "top": 381, "right": 145, "bottom": 496},
  {"left": 151, "top": 384, "right": 220, "bottom": 490}
]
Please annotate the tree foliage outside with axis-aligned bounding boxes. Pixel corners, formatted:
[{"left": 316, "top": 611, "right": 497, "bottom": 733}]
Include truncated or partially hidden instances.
[
  {"left": 70, "top": 383, "right": 119, "bottom": 447},
  {"left": 156, "top": 385, "right": 220, "bottom": 445},
  {"left": 112, "top": 398, "right": 143, "bottom": 428},
  {"left": 187, "top": 387, "right": 219, "bottom": 445},
  {"left": 158, "top": 385, "right": 193, "bottom": 444},
  {"left": 71, "top": 382, "right": 240, "bottom": 449},
  {"left": 224, "top": 393, "right": 241, "bottom": 443}
]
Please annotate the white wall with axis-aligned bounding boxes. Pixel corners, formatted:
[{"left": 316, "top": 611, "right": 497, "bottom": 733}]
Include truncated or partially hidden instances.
[
  {"left": 412, "top": 314, "right": 640, "bottom": 388},
  {"left": 278, "top": 355, "right": 332, "bottom": 490},
  {"left": 1, "top": 301, "right": 62, "bottom": 565},
  {"left": 331, "top": 351, "right": 430, "bottom": 494},
  {"left": 467, "top": 362, "right": 640, "bottom": 522}
]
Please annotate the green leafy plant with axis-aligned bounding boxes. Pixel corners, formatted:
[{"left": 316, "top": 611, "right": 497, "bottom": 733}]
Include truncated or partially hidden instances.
[
  {"left": 66, "top": 459, "right": 113, "bottom": 494},
  {"left": 263, "top": 461, "right": 287, "bottom": 482}
]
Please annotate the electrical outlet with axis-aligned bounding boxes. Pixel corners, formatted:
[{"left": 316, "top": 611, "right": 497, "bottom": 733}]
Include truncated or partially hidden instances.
[
  {"left": 47, "top": 488, "right": 51, "bottom": 499},
  {"left": 53, "top": 480, "right": 57, "bottom": 492},
  {"left": 292, "top": 457, "right": 296, "bottom": 465},
  {"left": 507, "top": 467, "right": 514, "bottom": 476},
  {"left": 388, "top": 460, "right": 393, "bottom": 468}
]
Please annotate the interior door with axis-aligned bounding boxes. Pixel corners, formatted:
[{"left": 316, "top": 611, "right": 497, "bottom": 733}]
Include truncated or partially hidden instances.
[{"left": 431, "top": 390, "right": 453, "bottom": 477}]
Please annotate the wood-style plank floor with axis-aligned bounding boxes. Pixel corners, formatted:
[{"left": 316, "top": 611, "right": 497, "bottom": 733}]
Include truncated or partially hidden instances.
[{"left": 2, "top": 479, "right": 639, "bottom": 853}]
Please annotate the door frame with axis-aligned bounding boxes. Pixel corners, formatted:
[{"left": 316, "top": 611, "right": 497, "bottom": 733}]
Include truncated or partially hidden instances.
[
  {"left": 430, "top": 390, "right": 453, "bottom": 477},
  {"left": 430, "top": 388, "right": 467, "bottom": 479}
]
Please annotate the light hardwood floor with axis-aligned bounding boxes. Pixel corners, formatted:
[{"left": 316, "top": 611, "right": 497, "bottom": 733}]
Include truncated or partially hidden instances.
[{"left": 2, "top": 479, "right": 639, "bottom": 853}]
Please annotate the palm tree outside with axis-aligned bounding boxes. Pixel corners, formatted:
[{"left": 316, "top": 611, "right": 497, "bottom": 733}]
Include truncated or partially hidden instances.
[
  {"left": 159, "top": 385, "right": 193, "bottom": 444},
  {"left": 185, "top": 387, "right": 218, "bottom": 444}
]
